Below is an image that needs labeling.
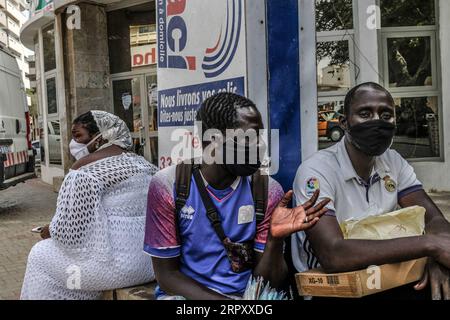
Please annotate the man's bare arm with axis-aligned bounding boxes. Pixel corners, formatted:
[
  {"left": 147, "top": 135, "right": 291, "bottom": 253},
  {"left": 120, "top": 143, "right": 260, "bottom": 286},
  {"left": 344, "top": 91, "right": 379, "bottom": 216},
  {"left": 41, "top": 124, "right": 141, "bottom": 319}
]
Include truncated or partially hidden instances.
[
  {"left": 399, "top": 189, "right": 450, "bottom": 235},
  {"left": 306, "top": 216, "right": 450, "bottom": 273}
]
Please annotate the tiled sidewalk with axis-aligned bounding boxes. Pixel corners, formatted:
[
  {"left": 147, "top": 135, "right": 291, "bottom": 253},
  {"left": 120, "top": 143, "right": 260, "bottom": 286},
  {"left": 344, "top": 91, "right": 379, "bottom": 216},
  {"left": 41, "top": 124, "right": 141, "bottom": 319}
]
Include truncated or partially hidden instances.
[{"left": 0, "top": 179, "right": 57, "bottom": 300}]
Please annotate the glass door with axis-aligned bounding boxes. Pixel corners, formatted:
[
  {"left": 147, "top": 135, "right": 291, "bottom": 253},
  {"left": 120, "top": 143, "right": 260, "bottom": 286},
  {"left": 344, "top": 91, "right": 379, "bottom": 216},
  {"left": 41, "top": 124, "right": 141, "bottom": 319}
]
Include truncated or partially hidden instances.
[
  {"left": 145, "top": 74, "right": 158, "bottom": 166},
  {"left": 112, "top": 73, "right": 158, "bottom": 165},
  {"left": 112, "top": 77, "right": 144, "bottom": 157}
]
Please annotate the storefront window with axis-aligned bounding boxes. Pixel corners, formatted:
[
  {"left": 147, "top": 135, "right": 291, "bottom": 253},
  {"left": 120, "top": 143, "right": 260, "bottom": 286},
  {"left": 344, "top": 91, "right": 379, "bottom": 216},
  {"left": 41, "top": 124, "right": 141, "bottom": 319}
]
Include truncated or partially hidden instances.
[
  {"left": 42, "top": 24, "right": 56, "bottom": 72},
  {"left": 393, "top": 96, "right": 439, "bottom": 159},
  {"left": 381, "top": 0, "right": 436, "bottom": 27},
  {"left": 315, "top": 0, "right": 355, "bottom": 149},
  {"left": 112, "top": 78, "right": 140, "bottom": 135},
  {"left": 107, "top": 2, "right": 156, "bottom": 74},
  {"left": 41, "top": 22, "right": 61, "bottom": 166},
  {"left": 315, "top": 0, "right": 441, "bottom": 160},
  {"left": 139, "top": 25, "right": 155, "bottom": 34},
  {"left": 130, "top": 24, "right": 157, "bottom": 69},
  {"left": 318, "top": 100, "right": 345, "bottom": 150},
  {"left": 46, "top": 77, "right": 57, "bottom": 114},
  {"left": 47, "top": 120, "right": 62, "bottom": 165},
  {"left": 380, "top": 0, "right": 440, "bottom": 159},
  {"left": 147, "top": 75, "right": 158, "bottom": 166},
  {"left": 108, "top": 2, "right": 158, "bottom": 165},
  {"left": 45, "top": 74, "right": 61, "bottom": 165},
  {"left": 316, "top": 0, "right": 353, "bottom": 32},
  {"left": 317, "top": 40, "right": 352, "bottom": 93},
  {"left": 386, "top": 36, "right": 433, "bottom": 89}
]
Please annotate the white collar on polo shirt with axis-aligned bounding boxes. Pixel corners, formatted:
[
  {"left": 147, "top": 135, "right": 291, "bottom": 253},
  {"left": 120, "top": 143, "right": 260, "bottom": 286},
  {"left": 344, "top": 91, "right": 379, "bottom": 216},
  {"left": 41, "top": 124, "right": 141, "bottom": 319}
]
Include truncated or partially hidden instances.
[{"left": 337, "top": 137, "right": 391, "bottom": 183}]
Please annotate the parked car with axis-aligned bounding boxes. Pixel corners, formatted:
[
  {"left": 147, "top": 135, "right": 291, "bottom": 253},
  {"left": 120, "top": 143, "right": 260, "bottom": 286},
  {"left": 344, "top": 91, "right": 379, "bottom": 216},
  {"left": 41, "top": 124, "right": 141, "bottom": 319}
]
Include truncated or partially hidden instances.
[
  {"left": 318, "top": 111, "right": 344, "bottom": 142},
  {"left": 0, "top": 48, "right": 36, "bottom": 190}
]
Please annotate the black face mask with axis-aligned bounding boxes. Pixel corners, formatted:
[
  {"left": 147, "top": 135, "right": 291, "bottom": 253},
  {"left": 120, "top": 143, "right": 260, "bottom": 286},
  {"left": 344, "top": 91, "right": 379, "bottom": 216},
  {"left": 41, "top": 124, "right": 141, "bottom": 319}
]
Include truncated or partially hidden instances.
[
  {"left": 222, "top": 140, "right": 263, "bottom": 177},
  {"left": 223, "top": 162, "right": 261, "bottom": 177},
  {"left": 348, "top": 120, "right": 396, "bottom": 157}
]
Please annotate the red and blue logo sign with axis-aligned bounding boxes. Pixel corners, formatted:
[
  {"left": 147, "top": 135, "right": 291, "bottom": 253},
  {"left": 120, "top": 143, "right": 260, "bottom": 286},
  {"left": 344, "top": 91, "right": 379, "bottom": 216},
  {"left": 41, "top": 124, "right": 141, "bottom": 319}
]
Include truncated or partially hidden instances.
[{"left": 158, "top": 0, "right": 242, "bottom": 78}]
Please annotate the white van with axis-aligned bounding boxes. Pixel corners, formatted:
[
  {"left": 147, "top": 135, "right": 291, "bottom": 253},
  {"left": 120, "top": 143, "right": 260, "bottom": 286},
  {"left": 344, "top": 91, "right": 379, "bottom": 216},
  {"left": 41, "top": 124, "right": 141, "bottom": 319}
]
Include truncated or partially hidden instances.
[{"left": 0, "top": 48, "right": 36, "bottom": 190}]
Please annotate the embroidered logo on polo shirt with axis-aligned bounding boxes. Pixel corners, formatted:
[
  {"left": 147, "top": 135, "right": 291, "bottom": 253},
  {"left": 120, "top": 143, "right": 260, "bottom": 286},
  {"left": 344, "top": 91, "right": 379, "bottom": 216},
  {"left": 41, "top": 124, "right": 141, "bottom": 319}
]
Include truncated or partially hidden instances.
[
  {"left": 306, "top": 177, "right": 320, "bottom": 197},
  {"left": 383, "top": 176, "right": 397, "bottom": 193},
  {"left": 180, "top": 205, "right": 195, "bottom": 220}
]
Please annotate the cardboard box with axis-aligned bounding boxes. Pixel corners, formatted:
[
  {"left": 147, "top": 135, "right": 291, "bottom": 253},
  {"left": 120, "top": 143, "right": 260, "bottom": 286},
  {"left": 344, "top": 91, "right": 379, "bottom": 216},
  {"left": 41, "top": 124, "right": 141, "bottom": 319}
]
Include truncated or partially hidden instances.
[{"left": 295, "top": 258, "right": 427, "bottom": 298}]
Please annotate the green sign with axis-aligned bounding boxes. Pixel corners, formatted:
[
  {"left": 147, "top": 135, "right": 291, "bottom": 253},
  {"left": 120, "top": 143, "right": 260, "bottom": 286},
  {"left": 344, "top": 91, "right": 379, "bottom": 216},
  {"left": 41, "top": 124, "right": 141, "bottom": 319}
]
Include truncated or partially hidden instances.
[{"left": 31, "top": 0, "right": 54, "bottom": 16}]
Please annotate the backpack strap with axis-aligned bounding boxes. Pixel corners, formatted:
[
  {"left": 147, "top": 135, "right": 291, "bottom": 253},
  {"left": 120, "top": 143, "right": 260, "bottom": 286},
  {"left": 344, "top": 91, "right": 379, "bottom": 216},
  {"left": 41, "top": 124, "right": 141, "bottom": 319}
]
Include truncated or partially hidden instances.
[
  {"left": 175, "top": 162, "right": 193, "bottom": 218},
  {"left": 252, "top": 169, "right": 269, "bottom": 224},
  {"left": 192, "top": 165, "right": 227, "bottom": 242},
  {"left": 175, "top": 163, "right": 269, "bottom": 235}
]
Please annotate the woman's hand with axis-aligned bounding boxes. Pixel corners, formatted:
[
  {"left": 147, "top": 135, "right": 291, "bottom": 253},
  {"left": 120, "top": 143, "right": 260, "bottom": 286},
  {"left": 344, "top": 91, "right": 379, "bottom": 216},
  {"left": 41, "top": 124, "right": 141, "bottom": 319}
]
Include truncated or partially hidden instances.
[{"left": 270, "top": 190, "right": 330, "bottom": 240}]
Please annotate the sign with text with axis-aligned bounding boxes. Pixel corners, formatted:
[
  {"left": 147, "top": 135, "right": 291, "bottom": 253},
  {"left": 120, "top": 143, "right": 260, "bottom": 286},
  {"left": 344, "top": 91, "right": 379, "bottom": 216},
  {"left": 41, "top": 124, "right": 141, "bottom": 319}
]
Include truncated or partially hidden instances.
[
  {"left": 157, "top": 0, "right": 247, "bottom": 169},
  {"left": 131, "top": 44, "right": 157, "bottom": 68}
]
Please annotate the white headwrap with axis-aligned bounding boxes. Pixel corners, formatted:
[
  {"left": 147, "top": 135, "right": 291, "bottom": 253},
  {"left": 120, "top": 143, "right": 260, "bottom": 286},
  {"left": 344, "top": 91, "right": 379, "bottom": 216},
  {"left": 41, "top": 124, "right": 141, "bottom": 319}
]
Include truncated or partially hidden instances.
[{"left": 90, "top": 110, "right": 133, "bottom": 151}]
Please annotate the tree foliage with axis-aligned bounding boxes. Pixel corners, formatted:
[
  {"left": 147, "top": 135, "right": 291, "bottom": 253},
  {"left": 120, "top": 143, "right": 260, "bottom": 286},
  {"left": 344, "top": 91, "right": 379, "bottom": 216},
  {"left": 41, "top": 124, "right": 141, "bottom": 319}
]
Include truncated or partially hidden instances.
[
  {"left": 316, "top": 0, "right": 353, "bottom": 32},
  {"left": 380, "top": 0, "right": 435, "bottom": 27}
]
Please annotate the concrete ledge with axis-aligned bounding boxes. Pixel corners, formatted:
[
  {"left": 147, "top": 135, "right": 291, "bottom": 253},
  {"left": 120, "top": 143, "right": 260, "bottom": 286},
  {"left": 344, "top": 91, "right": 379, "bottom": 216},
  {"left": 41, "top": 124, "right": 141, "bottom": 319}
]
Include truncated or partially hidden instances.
[{"left": 103, "top": 282, "right": 157, "bottom": 300}]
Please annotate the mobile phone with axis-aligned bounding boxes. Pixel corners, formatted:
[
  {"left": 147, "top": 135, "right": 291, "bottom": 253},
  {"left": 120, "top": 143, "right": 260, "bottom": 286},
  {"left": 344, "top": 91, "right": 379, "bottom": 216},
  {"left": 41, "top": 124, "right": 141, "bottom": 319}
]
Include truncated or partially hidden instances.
[{"left": 31, "top": 226, "right": 44, "bottom": 233}]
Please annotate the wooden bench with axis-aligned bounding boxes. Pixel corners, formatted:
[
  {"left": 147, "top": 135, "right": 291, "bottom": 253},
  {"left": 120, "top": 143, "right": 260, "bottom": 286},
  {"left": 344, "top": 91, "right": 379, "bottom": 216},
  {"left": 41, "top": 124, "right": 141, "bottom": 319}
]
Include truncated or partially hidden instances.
[{"left": 103, "top": 282, "right": 157, "bottom": 300}]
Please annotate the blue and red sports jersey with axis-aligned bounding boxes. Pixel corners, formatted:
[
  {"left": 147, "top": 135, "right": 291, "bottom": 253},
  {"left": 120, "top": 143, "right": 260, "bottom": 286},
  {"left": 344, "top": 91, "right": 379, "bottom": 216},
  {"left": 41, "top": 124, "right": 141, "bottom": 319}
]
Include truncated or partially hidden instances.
[{"left": 144, "top": 165, "right": 284, "bottom": 296}]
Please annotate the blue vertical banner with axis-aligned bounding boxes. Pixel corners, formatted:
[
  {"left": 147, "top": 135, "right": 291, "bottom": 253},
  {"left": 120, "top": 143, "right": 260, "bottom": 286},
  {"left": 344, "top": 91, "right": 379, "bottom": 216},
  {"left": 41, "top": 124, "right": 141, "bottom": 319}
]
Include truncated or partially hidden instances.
[
  {"left": 157, "top": 0, "right": 167, "bottom": 68},
  {"left": 266, "top": 0, "right": 302, "bottom": 192}
]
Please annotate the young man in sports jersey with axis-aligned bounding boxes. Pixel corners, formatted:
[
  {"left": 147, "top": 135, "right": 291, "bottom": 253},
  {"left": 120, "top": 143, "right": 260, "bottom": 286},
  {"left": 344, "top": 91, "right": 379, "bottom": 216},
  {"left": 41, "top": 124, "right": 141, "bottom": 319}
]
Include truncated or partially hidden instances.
[{"left": 144, "top": 93, "right": 329, "bottom": 300}]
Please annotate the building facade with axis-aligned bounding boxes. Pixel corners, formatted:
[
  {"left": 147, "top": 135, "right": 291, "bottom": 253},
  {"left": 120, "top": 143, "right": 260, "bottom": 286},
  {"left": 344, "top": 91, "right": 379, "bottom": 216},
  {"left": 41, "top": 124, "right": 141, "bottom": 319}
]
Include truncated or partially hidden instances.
[
  {"left": 20, "top": 0, "right": 156, "bottom": 185},
  {"left": 20, "top": 0, "right": 450, "bottom": 191}
]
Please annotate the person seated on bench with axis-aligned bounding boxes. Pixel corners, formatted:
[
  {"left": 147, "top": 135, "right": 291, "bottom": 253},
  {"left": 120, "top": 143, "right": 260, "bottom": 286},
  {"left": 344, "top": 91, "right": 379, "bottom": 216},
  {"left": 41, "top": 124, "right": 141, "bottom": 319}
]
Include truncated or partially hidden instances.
[
  {"left": 21, "top": 111, "right": 157, "bottom": 300},
  {"left": 144, "top": 93, "right": 329, "bottom": 300},
  {"left": 291, "top": 83, "right": 450, "bottom": 300}
]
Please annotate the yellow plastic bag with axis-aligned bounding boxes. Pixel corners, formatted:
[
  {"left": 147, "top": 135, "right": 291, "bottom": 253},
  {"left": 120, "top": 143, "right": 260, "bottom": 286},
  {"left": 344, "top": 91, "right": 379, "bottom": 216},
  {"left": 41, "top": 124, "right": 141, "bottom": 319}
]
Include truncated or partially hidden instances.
[{"left": 341, "top": 206, "right": 426, "bottom": 240}]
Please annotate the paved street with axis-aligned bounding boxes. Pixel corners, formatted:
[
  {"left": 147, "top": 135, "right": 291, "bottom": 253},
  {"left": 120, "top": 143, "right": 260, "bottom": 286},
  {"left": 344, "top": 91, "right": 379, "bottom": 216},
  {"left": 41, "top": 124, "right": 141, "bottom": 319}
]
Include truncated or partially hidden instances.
[{"left": 0, "top": 178, "right": 449, "bottom": 300}]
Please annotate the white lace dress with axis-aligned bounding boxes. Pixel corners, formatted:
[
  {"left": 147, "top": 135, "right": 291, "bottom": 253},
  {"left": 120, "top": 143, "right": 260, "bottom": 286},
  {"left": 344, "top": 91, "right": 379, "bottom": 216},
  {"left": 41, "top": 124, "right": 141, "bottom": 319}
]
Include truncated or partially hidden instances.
[{"left": 21, "top": 153, "right": 158, "bottom": 300}]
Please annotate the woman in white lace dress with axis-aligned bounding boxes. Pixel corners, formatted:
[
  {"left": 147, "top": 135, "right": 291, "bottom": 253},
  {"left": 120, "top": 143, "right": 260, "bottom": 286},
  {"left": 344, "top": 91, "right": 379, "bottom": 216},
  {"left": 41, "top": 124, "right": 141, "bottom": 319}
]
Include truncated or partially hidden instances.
[{"left": 21, "top": 111, "right": 157, "bottom": 300}]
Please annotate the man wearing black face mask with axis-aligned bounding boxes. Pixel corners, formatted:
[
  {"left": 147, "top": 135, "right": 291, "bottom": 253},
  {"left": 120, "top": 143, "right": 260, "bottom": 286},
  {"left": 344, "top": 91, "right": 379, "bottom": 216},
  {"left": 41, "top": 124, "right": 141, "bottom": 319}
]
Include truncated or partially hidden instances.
[
  {"left": 144, "top": 93, "right": 329, "bottom": 300},
  {"left": 292, "top": 82, "right": 450, "bottom": 300}
]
